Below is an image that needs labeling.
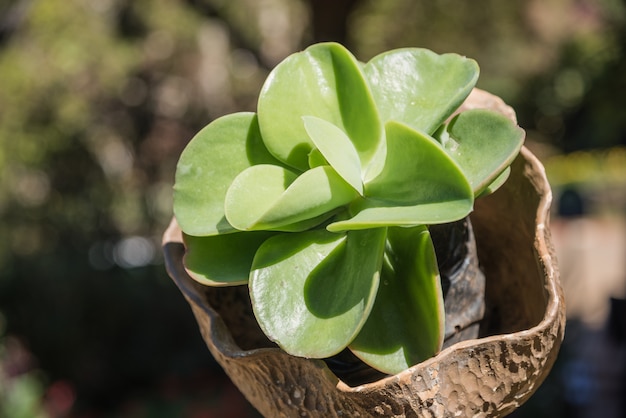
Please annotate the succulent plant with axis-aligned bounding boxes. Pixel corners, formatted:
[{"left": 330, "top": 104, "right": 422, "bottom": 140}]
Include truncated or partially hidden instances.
[{"left": 173, "top": 42, "right": 524, "bottom": 375}]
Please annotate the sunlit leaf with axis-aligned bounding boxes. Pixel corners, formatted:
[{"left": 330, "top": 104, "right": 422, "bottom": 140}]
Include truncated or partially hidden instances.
[
  {"left": 328, "top": 121, "right": 473, "bottom": 231},
  {"left": 258, "top": 42, "right": 383, "bottom": 172},
  {"left": 249, "top": 228, "right": 386, "bottom": 358},
  {"left": 328, "top": 200, "right": 473, "bottom": 232},
  {"left": 438, "top": 109, "right": 525, "bottom": 195},
  {"left": 224, "top": 164, "right": 357, "bottom": 231},
  {"left": 477, "top": 167, "right": 511, "bottom": 198},
  {"left": 183, "top": 231, "right": 275, "bottom": 286},
  {"left": 303, "top": 116, "right": 363, "bottom": 194},
  {"left": 264, "top": 212, "right": 342, "bottom": 233},
  {"left": 350, "top": 226, "right": 444, "bottom": 374},
  {"left": 308, "top": 148, "right": 327, "bottom": 168},
  {"left": 364, "top": 48, "right": 478, "bottom": 134},
  {"left": 173, "top": 113, "right": 284, "bottom": 236}
]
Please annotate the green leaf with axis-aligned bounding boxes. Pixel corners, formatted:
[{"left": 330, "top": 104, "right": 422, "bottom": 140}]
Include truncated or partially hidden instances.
[
  {"left": 328, "top": 121, "right": 473, "bottom": 231},
  {"left": 328, "top": 200, "right": 473, "bottom": 232},
  {"left": 173, "top": 112, "right": 284, "bottom": 236},
  {"left": 183, "top": 231, "right": 275, "bottom": 286},
  {"left": 477, "top": 167, "right": 511, "bottom": 198},
  {"left": 303, "top": 116, "right": 363, "bottom": 195},
  {"left": 350, "top": 226, "right": 444, "bottom": 374},
  {"left": 250, "top": 228, "right": 386, "bottom": 358},
  {"left": 308, "top": 148, "right": 327, "bottom": 168},
  {"left": 439, "top": 109, "right": 525, "bottom": 195},
  {"left": 364, "top": 48, "right": 478, "bottom": 134},
  {"left": 258, "top": 42, "right": 383, "bottom": 172},
  {"left": 224, "top": 164, "right": 358, "bottom": 231}
]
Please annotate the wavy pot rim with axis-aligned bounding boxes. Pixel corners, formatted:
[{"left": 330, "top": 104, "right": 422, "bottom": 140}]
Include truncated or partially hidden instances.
[{"left": 162, "top": 88, "right": 566, "bottom": 417}]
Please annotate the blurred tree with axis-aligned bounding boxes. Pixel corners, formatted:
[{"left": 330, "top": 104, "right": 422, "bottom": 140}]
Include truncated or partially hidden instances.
[
  {"left": 556, "top": 20, "right": 626, "bottom": 152},
  {"left": 309, "top": 0, "right": 361, "bottom": 44},
  {"left": 512, "top": 0, "right": 626, "bottom": 152},
  {"left": 0, "top": 0, "right": 270, "bottom": 414},
  {"left": 0, "top": 0, "right": 32, "bottom": 47},
  {"left": 347, "top": 0, "right": 626, "bottom": 153}
]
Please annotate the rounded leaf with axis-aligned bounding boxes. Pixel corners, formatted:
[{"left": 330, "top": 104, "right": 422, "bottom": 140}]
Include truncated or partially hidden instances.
[
  {"left": 440, "top": 109, "right": 525, "bottom": 195},
  {"left": 250, "top": 228, "right": 386, "bottom": 358},
  {"left": 303, "top": 116, "right": 363, "bottom": 195},
  {"left": 477, "top": 167, "right": 511, "bottom": 198},
  {"left": 183, "top": 231, "right": 275, "bottom": 286},
  {"left": 173, "top": 113, "right": 283, "bottom": 236},
  {"left": 364, "top": 48, "right": 479, "bottom": 134},
  {"left": 350, "top": 226, "right": 445, "bottom": 374},
  {"left": 329, "top": 121, "right": 473, "bottom": 231},
  {"left": 224, "top": 164, "right": 357, "bottom": 231},
  {"left": 328, "top": 200, "right": 473, "bottom": 232},
  {"left": 258, "top": 42, "right": 383, "bottom": 172}
]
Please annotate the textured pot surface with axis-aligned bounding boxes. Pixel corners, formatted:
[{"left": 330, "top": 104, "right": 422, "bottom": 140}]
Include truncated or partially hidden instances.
[{"left": 162, "top": 89, "right": 565, "bottom": 418}]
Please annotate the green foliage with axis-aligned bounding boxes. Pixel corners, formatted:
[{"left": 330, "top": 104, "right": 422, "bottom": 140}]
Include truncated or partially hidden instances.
[
  {"left": 174, "top": 42, "right": 524, "bottom": 374},
  {"left": 0, "top": 1, "right": 254, "bottom": 413},
  {"left": 350, "top": 226, "right": 444, "bottom": 373}
]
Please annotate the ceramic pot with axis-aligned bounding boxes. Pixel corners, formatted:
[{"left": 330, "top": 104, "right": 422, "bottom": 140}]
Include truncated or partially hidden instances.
[{"left": 162, "top": 89, "right": 565, "bottom": 417}]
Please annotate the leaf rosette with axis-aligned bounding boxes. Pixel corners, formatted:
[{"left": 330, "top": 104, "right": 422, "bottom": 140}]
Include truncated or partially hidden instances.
[{"left": 173, "top": 43, "right": 524, "bottom": 374}]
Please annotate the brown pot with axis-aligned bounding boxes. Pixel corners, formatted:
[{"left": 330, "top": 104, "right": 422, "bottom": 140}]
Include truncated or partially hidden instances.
[{"left": 162, "top": 89, "right": 565, "bottom": 418}]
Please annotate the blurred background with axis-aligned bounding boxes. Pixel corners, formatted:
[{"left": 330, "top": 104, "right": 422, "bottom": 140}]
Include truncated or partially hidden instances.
[{"left": 0, "top": 0, "right": 625, "bottom": 416}]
